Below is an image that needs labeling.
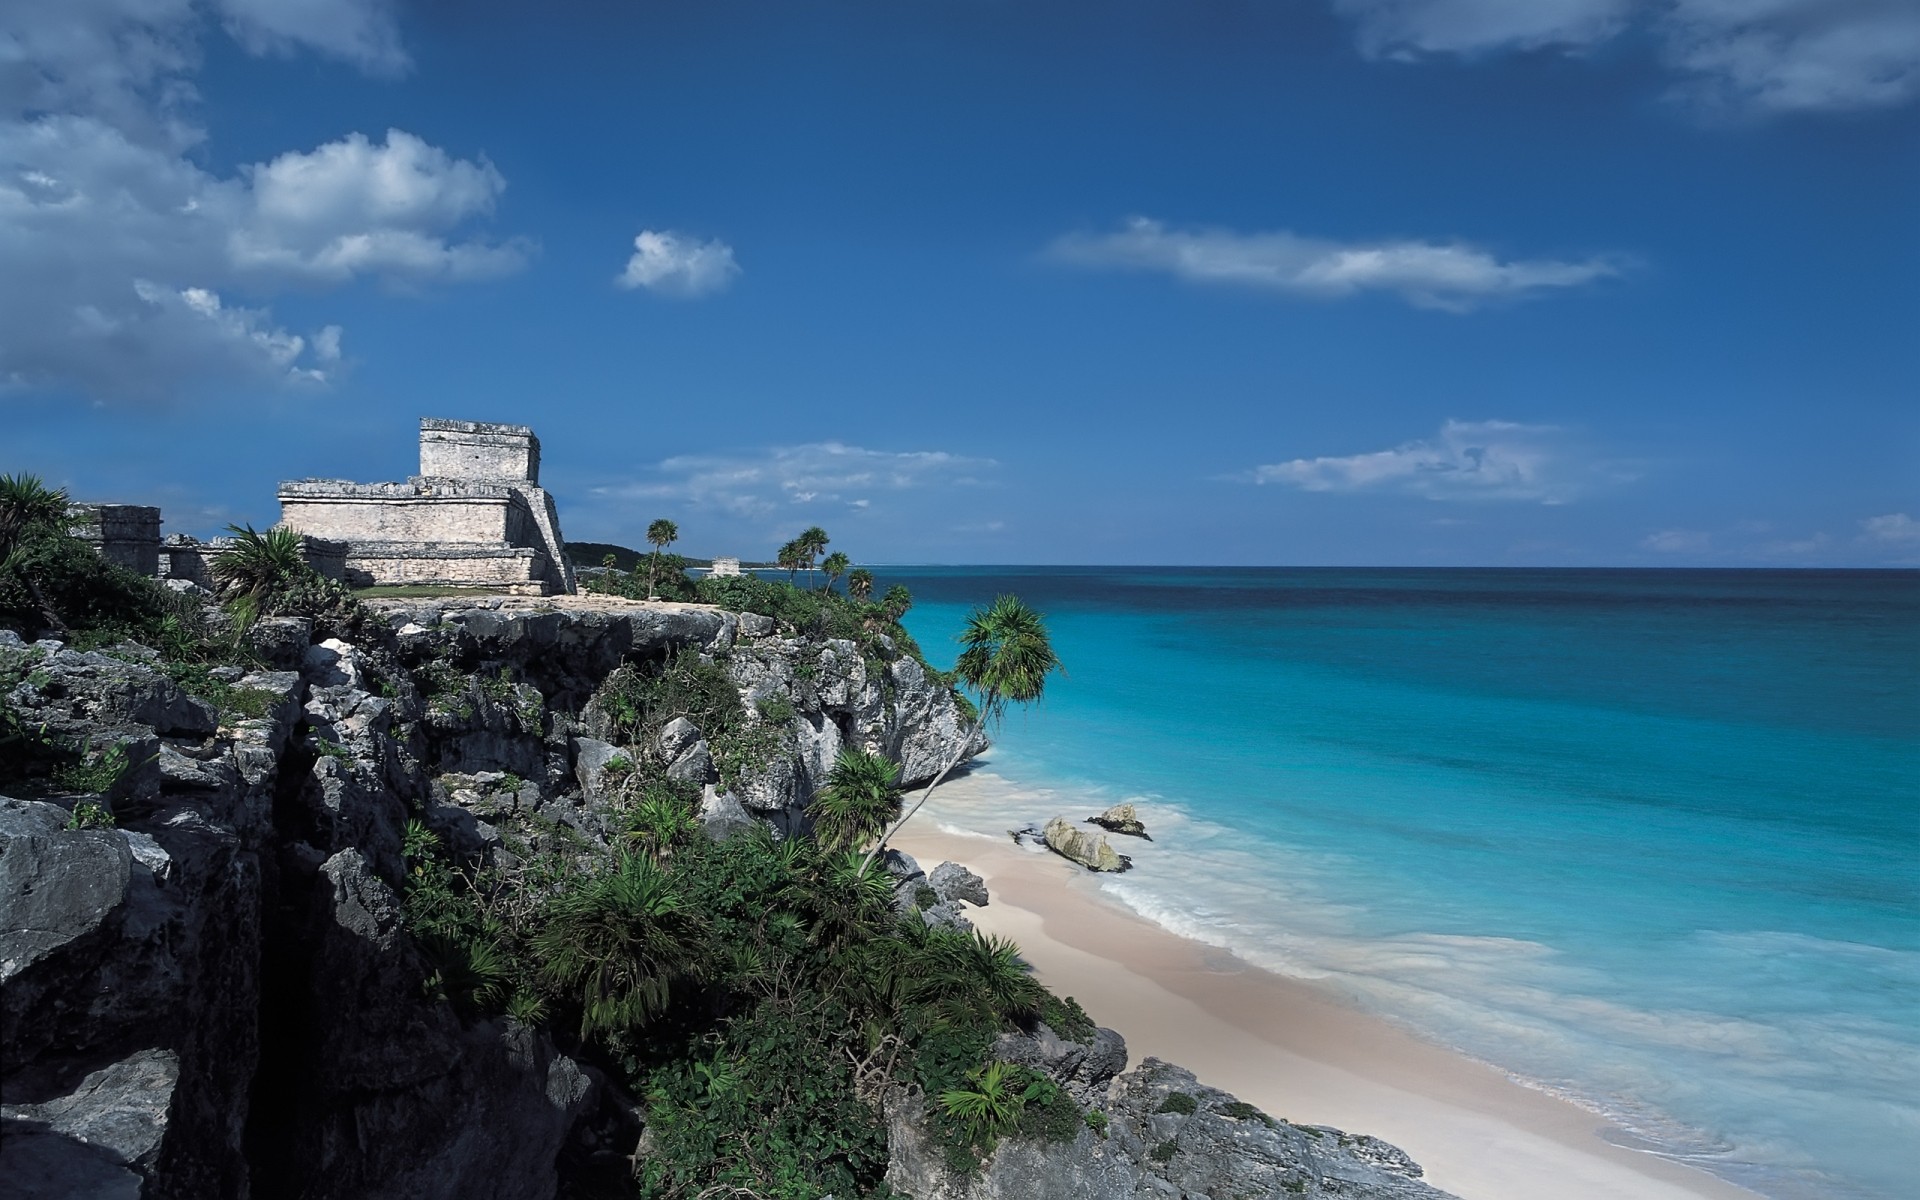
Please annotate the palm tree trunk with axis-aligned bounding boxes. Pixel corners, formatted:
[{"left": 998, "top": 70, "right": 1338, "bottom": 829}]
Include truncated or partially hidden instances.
[
  {"left": 646, "top": 550, "right": 659, "bottom": 601},
  {"left": 860, "top": 703, "right": 989, "bottom": 874}
]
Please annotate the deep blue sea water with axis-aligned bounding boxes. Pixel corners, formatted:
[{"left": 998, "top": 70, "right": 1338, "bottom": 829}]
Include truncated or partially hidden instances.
[{"left": 874, "top": 568, "right": 1919, "bottom": 1200}]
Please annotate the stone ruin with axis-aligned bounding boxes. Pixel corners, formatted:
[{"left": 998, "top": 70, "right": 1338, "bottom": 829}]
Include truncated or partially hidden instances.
[
  {"left": 277, "top": 418, "right": 576, "bottom": 596},
  {"left": 65, "top": 503, "right": 345, "bottom": 593}
]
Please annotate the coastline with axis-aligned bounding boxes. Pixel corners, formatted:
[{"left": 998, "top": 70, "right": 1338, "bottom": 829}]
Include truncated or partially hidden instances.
[{"left": 893, "top": 774, "right": 1763, "bottom": 1200}]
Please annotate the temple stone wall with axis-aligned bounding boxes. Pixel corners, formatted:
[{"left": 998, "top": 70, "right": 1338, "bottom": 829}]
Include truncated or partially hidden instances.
[
  {"left": 67, "top": 504, "right": 160, "bottom": 577},
  {"left": 276, "top": 418, "right": 575, "bottom": 596},
  {"left": 419, "top": 417, "right": 541, "bottom": 483}
]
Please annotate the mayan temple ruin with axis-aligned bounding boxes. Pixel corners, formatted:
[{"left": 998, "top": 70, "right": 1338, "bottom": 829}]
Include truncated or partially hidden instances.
[{"left": 276, "top": 418, "right": 576, "bottom": 595}]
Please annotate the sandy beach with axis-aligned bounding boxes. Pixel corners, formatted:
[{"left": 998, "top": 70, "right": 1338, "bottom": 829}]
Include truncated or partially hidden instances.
[{"left": 893, "top": 789, "right": 1762, "bottom": 1200}]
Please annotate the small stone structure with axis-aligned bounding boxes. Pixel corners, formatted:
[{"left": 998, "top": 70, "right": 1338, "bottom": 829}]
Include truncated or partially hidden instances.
[
  {"left": 67, "top": 505, "right": 344, "bottom": 589},
  {"left": 709, "top": 557, "right": 742, "bottom": 577},
  {"left": 277, "top": 418, "right": 575, "bottom": 596},
  {"left": 66, "top": 504, "right": 161, "bottom": 578}
]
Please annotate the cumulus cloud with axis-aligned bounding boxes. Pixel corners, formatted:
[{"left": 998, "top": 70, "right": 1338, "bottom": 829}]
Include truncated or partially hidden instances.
[
  {"left": 0, "top": 2, "right": 529, "bottom": 400},
  {"left": 1332, "top": 0, "right": 1920, "bottom": 114},
  {"left": 616, "top": 230, "right": 741, "bottom": 298},
  {"left": 1860, "top": 513, "right": 1920, "bottom": 543},
  {"left": 1251, "top": 420, "right": 1613, "bottom": 502},
  {"left": 1049, "top": 219, "right": 1618, "bottom": 312},
  {"left": 595, "top": 442, "right": 994, "bottom": 519}
]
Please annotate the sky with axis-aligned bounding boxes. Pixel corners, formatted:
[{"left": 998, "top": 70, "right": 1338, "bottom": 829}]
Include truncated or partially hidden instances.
[{"left": 3, "top": 0, "right": 1916, "bottom": 567}]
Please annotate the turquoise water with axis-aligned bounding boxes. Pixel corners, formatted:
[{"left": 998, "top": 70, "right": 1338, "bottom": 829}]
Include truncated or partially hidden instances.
[{"left": 879, "top": 568, "right": 1919, "bottom": 1200}]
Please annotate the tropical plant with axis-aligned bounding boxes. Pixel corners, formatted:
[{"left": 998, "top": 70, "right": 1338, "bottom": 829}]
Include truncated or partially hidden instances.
[
  {"left": 865, "top": 594, "right": 1059, "bottom": 869},
  {"left": 535, "top": 853, "right": 704, "bottom": 1040},
  {"left": 939, "top": 1061, "right": 1028, "bottom": 1143},
  {"left": 809, "top": 748, "right": 902, "bottom": 853},
  {"left": 0, "top": 474, "right": 74, "bottom": 634},
  {"left": 819, "top": 550, "right": 850, "bottom": 594},
  {"left": 776, "top": 538, "right": 806, "bottom": 584},
  {"left": 210, "top": 524, "right": 307, "bottom": 604},
  {"left": 879, "top": 583, "right": 912, "bottom": 623},
  {"left": 796, "top": 525, "right": 829, "bottom": 585},
  {"left": 645, "top": 517, "right": 679, "bottom": 600},
  {"left": 847, "top": 568, "right": 874, "bottom": 603}
]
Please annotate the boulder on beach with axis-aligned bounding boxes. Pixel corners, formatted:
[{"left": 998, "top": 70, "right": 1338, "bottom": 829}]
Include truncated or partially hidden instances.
[
  {"left": 1086, "top": 801, "right": 1150, "bottom": 839},
  {"left": 1042, "top": 815, "right": 1131, "bottom": 873}
]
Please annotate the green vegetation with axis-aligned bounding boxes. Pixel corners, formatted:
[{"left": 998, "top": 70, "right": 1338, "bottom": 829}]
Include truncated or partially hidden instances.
[
  {"left": 1155, "top": 1091, "right": 1198, "bottom": 1115},
  {"left": 1149, "top": 1138, "right": 1180, "bottom": 1164},
  {"left": 567, "top": 540, "right": 645, "bottom": 572},
  {"left": 66, "top": 800, "right": 115, "bottom": 829},
  {"left": 866, "top": 593, "right": 1061, "bottom": 870},
  {"left": 810, "top": 748, "right": 904, "bottom": 854},
  {"left": 644, "top": 518, "right": 679, "bottom": 601},
  {"left": 1220, "top": 1099, "right": 1276, "bottom": 1126}
]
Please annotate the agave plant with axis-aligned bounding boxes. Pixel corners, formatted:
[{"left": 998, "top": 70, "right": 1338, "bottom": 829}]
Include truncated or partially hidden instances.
[{"left": 211, "top": 523, "right": 308, "bottom": 609}]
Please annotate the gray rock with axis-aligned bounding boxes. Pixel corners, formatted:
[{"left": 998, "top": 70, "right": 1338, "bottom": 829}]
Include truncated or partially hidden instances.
[
  {"left": 991, "top": 1023, "right": 1128, "bottom": 1107},
  {"left": 572, "top": 736, "right": 628, "bottom": 799},
  {"left": 737, "top": 611, "right": 774, "bottom": 638},
  {"left": 247, "top": 615, "right": 314, "bottom": 669},
  {"left": 1043, "top": 815, "right": 1131, "bottom": 873},
  {"left": 0, "top": 1046, "right": 180, "bottom": 1169},
  {"left": 1088, "top": 802, "right": 1150, "bottom": 839},
  {"left": 929, "top": 860, "right": 989, "bottom": 907},
  {"left": 657, "top": 715, "right": 702, "bottom": 762},
  {"left": 666, "top": 739, "right": 716, "bottom": 785},
  {"left": 302, "top": 638, "right": 366, "bottom": 688},
  {"left": 0, "top": 799, "right": 132, "bottom": 984},
  {"left": 697, "top": 786, "right": 757, "bottom": 842}
]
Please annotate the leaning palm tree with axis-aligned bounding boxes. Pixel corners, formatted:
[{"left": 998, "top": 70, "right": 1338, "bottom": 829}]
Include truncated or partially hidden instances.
[
  {"left": 644, "top": 518, "right": 679, "bottom": 600},
  {"left": 820, "top": 550, "right": 850, "bottom": 594},
  {"left": 810, "top": 748, "right": 902, "bottom": 853},
  {"left": 847, "top": 568, "right": 874, "bottom": 603},
  {"left": 862, "top": 594, "right": 1060, "bottom": 871},
  {"left": 535, "top": 853, "right": 703, "bottom": 1041}
]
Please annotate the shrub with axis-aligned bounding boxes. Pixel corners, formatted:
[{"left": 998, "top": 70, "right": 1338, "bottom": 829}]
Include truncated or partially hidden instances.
[
  {"left": 1149, "top": 1138, "right": 1179, "bottom": 1163},
  {"left": 1156, "top": 1091, "right": 1198, "bottom": 1115},
  {"left": 66, "top": 801, "right": 114, "bottom": 829}
]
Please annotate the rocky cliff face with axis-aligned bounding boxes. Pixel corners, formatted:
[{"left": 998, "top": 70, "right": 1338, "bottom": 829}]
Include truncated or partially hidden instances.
[{"left": 0, "top": 597, "right": 984, "bottom": 1200}]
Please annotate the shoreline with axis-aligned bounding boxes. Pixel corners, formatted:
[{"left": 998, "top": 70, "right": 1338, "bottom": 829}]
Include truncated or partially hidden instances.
[{"left": 893, "top": 779, "right": 1764, "bottom": 1200}]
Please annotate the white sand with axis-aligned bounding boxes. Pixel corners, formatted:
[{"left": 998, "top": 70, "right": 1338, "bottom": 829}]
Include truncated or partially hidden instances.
[{"left": 893, "top": 818, "right": 1760, "bottom": 1200}]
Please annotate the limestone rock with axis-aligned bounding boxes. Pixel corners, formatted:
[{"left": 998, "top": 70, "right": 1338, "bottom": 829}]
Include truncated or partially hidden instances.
[
  {"left": 929, "top": 860, "right": 989, "bottom": 907},
  {"left": 665, "top": 739, "right": 716, "bottom": 785},
  {"left": 1087, "top": 802, "right": 1150, "bottom": 839},
  {"left": 572, "top": 737, "right": 628, "bottom": 799},
  {"left": 697, "top": 786, "right": 757, "bottom": 842},
  {"left": 657, "top": 716, "right": 702, "bottom": 762},
  {"left": 302, "top": 638, "right": 366, "bottom": 688},
  {"left": 1042, "top": 816, "right": 1131, "bottom": 873}
]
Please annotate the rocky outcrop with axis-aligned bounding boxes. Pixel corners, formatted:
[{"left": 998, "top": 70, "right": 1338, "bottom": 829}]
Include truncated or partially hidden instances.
[
  {"left": 1, "top": 596, "right": 988, "bottom": 1200},
  {"left": 1087, "top": 801, "right": 1150, "bottom": 839},
  {"left": 1043, "top": 815, "right": 1132, "bottom": 872},
  {"left": 885, "top": 1031, "right": 1457, "bottom": 1200}
]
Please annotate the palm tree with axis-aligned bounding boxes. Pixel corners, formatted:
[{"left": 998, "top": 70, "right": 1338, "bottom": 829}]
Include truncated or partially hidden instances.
[
  {"left": 820, "top": 550, "right": 850, "bottom": 594},
  {"left": 810, "top": 748, "right": 902, "bottom": 853},
  {"left": 777, "top": 538, "right": 806, "bottom": 585},
  {"left": 847, "top": 568, "right": 874, "bottom": 603},
  {"left": 534, "top": 853, "right": 703, "bottom": 1041},
  {"left": 644, "top": 518, "right": 679, "bottom": 600},
  {"left": 879, "top": 584, "right": 912, "bottom": 623},
  {"left": 797, "top": 525, "right": 829, "bottom": 586},
  {"left": 863, "top": 594, "right": 1059, "bottom": 870}
]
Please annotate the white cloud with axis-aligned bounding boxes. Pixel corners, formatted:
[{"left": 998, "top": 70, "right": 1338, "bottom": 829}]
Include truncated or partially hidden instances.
[
  {"left": 1049, "top": 218, "right": 1618, "bottom": 312},
  {"left": 1252, "top": 420, "right": 1611, "bottom": 502},
  {"left": 1335, "top": 0, "right": 1633, "bottom": 57},
  {"left": 1643, "top": 528, "right": 1712, "bottom": 553},
  {"left": 214, "top": 0, "right": 408, "bottom": 75},
  {"left": 1332, "top": 0, "right": 1920, "bottom": 114},
  {"left": 1665, "top": 0, "right": 1920, "bottom": 114},
  {"left": 1861, "top": 513, "right": 1920, "bottom": 543},
  {"left": 616, "top": 230, "right": 740, "bottom": 298},
  {"left": 595, "top": 442, "right": 994, "bottom": 519},
  {"left": 0, "top": 2, "right": 527, "bottom": 400}
]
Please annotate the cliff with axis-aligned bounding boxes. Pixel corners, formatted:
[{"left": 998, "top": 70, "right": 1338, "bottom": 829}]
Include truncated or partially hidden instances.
[{"left": 1, "top": 595, "right": 1449, "bottom": 1200}]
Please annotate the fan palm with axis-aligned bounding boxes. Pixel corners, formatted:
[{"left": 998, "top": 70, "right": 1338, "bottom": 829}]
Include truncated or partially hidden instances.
[
  {"left": 847, "top": 568, "right": 874, "bottom": 603},
  {"left": 0, "top": 474, "right": 74, "bottom": 634},
  {"left": 797, "top": 525, "right": 829, "bottom": 586},
  {"left": 864, "top": 594, "right": 1059, "bottom": 870},
  {"left": 810, "top": 748, "right": 902, "bottom": 853},
  {"left": 879, "top": 584, "right": 912, "bottom": 623},
  {"left": 535, "top": 854, "right": 703, "bottom": 1040},
  {"left": 820, "top": 550, "right": 850, "bottom": 594},
  {"left": 644, "top": 518, "right": 679, "bottom": 600},
  {"left": 777, "top": 538, "right": 805, "bottom": 585}
]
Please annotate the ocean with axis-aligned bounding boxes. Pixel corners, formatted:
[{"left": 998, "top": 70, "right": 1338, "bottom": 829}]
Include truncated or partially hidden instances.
[{"left": 871, "top": 567, "right": 1919, "bottom": 1200}]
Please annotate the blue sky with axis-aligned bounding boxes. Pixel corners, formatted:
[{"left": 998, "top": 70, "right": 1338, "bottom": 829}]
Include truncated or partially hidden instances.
[{"left": 4, "top": 0, "right": 1916, "bottom": 566}]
